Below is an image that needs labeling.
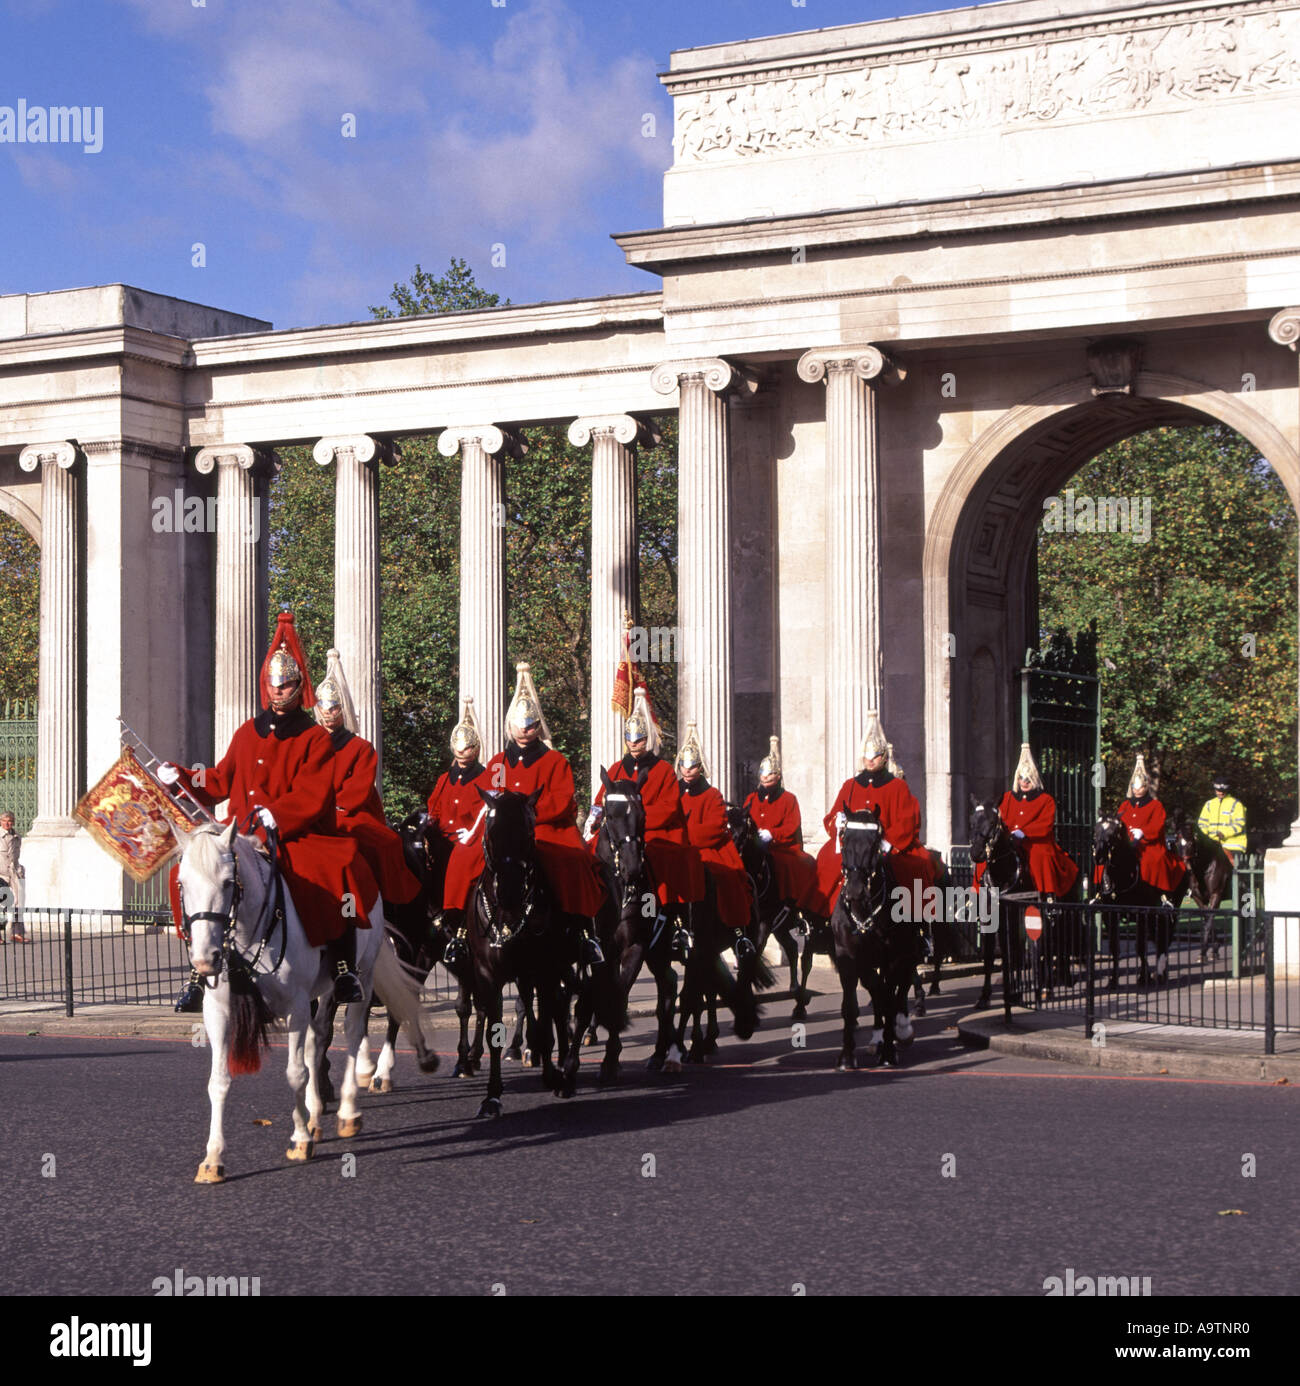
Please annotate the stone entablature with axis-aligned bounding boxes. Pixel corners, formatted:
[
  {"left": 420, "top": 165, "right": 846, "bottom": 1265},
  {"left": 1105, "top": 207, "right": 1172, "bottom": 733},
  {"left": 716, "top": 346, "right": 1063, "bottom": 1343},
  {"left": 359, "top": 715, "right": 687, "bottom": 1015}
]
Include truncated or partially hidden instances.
[{"left": 661, "top": 0, "right": 1300, "bottom": 222}]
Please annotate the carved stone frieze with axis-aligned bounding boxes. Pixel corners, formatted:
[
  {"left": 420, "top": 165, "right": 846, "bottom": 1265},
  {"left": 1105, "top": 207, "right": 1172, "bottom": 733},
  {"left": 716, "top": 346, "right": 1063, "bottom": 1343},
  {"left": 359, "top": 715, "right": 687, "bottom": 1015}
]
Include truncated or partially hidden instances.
[{"left": 671, "top": 4, "right": 1300, "bottom": 163}]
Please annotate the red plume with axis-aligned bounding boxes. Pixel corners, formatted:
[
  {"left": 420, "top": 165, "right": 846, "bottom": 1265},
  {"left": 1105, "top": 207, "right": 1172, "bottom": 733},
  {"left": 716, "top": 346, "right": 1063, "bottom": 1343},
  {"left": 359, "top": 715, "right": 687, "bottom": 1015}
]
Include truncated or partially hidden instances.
[{"left": 259, "top": 611, "right": 316, "bottom": 710}]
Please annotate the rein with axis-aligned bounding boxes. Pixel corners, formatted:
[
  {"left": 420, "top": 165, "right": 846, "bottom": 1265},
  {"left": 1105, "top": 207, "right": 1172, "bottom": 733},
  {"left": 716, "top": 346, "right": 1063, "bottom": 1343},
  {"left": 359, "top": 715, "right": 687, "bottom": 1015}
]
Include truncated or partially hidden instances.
[{"left": 478, "top": 823, "right": 541, "bottom": 948}]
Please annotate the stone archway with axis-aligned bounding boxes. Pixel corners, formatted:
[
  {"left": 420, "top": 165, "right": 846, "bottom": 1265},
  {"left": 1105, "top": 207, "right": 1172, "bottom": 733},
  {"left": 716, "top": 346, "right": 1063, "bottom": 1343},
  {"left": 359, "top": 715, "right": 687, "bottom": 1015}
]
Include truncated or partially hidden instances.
[{"left": 924, "top": 372, "right": 1300, "bottom": 850}]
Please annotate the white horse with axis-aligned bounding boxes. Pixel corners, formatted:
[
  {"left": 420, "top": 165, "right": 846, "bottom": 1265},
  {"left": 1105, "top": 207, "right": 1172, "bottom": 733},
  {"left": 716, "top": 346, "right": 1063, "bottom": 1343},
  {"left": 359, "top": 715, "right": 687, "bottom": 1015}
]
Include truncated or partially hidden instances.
[{"left": 178, "top": 820, "right": 437, "bottom": 1184}]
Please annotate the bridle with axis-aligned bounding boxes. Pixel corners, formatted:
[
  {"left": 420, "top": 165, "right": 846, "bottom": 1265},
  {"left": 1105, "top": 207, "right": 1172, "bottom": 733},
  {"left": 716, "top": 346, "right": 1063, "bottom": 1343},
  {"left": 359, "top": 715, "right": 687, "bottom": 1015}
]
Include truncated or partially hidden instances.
[
  {"left": 478, "top": 806, "right": 541, "bottom": 947},
  {"left": 600, "top": 793, "right": 647, "bottom": 912},
  {"left": 1094, "top": 816, "right": 1140, "bottom": 898},
  {"left": 840, "top": 821, "right": 888, "bottom": 935},
  {"left": 179, "top": 819, "right": 287, "bottom": 988}
]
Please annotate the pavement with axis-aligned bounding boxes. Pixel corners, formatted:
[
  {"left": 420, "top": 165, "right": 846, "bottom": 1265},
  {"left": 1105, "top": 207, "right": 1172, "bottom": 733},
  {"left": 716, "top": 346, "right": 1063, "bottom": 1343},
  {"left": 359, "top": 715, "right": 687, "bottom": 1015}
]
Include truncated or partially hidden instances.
[{"left": 3, "top": 944, "right": 1296, "bottom": 1083}]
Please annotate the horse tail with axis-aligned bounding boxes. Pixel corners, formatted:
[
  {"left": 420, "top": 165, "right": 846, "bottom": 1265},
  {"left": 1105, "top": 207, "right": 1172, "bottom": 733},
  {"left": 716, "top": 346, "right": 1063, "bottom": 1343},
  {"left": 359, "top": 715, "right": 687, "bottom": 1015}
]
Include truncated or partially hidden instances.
[
  {"left": 747, "top": 945, "right": 776, "bottom": 992},
  {"left": 227, "top": 973, "right": 276, "bottom": 1077},
  {"left": 372, "top": 934, "right": 440, "bottom": 1074}
]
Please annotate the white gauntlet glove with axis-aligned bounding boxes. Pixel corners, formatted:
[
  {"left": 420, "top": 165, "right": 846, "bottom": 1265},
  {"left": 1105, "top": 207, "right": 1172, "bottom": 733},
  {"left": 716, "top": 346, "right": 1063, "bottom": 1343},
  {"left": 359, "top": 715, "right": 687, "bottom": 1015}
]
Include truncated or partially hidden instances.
[
  {"left": 834, "top": 811, "right": 847, "bottom": 834},
  {"left": 457, "top": 806, "right": 487, "bottom": 845},
  {"left": 256, "top": 807, "right": 277, "bottom": 831},
  {"left": 583, "top": 807, "right": 603, "bottom": 841},
  {"left": 1131, "top": 828, "right": 1144, "bottom": 841},
  {"left": 157, "top": 762, "right": 180, "bottom": 786},
  {"left": 1012, "top": 829, "right": 1025, "bottom": 839},
  {"left": 758, "top": 828, "right": 773, "bottom": 844},
  {"left": 881, "top": 839, "right": 893, "bottom": 854}
]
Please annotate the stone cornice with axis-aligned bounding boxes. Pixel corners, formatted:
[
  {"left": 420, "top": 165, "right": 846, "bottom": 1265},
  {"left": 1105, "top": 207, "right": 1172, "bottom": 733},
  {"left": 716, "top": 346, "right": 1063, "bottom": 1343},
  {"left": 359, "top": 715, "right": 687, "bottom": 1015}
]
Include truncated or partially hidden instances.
[
  {"left": 77, "top": 439, "right": 186, "bottom": 465},
  {"left": 190, "top": 293, "right": 664, "bottom": 371},
  {"left": 662, "top": 0, "right": 1296, "bottom": 93},
  {"left": 618, "top": 161, "right": 1300, "bottom": 269}
]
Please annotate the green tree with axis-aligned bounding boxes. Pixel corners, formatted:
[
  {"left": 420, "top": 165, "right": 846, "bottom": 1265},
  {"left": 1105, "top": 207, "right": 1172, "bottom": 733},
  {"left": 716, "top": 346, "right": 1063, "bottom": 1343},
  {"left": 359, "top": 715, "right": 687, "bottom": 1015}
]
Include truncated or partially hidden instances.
[
  {"left": 1038, "top": 423, "right": 1297, "bottom": 842},
  {"left": 0, "top": 514, "right": 39, "bottom": 699},
  {"left": 267, "top": 260, "right": 678, "bottom": 818}
]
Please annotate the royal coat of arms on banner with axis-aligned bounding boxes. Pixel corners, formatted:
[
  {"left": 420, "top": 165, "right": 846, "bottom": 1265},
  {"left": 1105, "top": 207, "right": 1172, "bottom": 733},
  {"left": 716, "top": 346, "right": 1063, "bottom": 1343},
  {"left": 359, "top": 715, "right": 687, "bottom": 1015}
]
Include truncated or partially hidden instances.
[{"left": 74, "top": 747, "right": 196, "bottom": 882}]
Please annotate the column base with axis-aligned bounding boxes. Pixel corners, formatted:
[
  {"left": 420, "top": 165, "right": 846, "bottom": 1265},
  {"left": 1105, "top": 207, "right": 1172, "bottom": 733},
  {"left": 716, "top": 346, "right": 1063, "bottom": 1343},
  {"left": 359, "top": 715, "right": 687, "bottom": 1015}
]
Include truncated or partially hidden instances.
[
  {"left": 24, "top": 815, "right": 82, "bottom": 839},
  {"left": 17, "top": 827, "right": 126, "bottom": 912},
  {"left": 1263, "top": 847, "right": 1300, "bottom": 979}
]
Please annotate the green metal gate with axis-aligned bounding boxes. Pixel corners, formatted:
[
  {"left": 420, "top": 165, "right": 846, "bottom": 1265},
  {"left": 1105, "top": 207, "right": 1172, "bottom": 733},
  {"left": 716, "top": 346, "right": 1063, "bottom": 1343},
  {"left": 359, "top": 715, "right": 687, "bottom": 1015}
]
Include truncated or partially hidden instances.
[
  {"left": 1019, "top": 627, "right": 1100, "bottom": 881},
  {"left": 0, "top": 697, "right": 37, "bottom": 835}
]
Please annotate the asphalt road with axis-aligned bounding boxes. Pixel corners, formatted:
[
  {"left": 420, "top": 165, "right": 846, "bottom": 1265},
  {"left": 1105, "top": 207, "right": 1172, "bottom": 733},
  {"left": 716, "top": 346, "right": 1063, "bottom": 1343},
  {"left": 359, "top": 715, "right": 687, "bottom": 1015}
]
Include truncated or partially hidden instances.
[{"left": 2, "top": 980, "right": 1295, "bottom": 1300}]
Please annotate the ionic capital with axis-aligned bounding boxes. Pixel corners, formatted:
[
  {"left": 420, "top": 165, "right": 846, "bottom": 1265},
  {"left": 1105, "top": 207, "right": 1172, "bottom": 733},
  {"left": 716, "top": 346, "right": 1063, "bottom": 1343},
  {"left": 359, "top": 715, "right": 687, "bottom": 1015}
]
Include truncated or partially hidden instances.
[
  {"left": 437, "top": 425, "right": 526, "bottom": 460},
  {"left": 194, "top": 444, "right": 278, "bottom": 477},
  {"left": 651, "top": 358, "right": 759, "bottom": 399},
  {"left": 1269, "top": 307, "right": 1300, "bottom": 351},
  {"left": 312, "top": 434, "right": 400, "bottom": 469},
  {"left": 797, "top": 346, "right": 904, "bottom": 387},
  {"left": 567, "top": 414, "right": 659, "bottom": 449},
  {"left": 18, "top": 440, "right": 79, "bottom": 473}
]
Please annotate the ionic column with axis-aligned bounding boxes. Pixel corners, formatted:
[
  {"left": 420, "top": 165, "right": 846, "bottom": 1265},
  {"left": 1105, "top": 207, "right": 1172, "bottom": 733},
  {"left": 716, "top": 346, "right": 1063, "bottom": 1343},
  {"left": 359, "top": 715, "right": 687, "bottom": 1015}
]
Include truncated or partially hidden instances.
[
  {"left": 652, "top": 359, "right": 755, "bottom": 801},
  {"left": 19, "top": 441, "right": 80, "bottom": 832},
  {"left": 797, "top": 346, "right": 904, "bottom": 785},
  {"left": 313, "top": 436, "right": 396, "bottom": 762},
  {"left": 570, "top": 414, "right": 655, "bottom": 799},
  {"left": 195, "top": 445, "right": 276, "bottom": 753},
  {"left": 1269, "top": 308, "right": 1300, "bottom": 845},
  {"left": 438, "top": 425, "right": 522, "bottom": 760}
]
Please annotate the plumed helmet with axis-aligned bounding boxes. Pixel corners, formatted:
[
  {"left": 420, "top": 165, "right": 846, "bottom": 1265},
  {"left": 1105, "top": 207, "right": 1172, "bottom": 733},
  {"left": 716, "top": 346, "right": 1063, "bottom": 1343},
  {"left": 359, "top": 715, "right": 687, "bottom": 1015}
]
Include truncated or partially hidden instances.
[
  {"left": 623, "top": 683, "right": 662, "bottom": 755},
  {"left": 259, "top": 611, "right": 315, "bottom": 709},
  {"left": 859, "top": 710, "right": 888, "bottom": 763},
  {"left": 505, "top": 663, "right": 553, "bottom": 746},
  {"left": 312, "top": 649, "right": 358, "bottom": 733},
  {"left": 1012, "top": 743, "right": 1043, "bottom": 792},
  {"left": 1128, "top": 753, "right": 1150, "bottom": 797},
  {"left": 268, "top": 649, "right": 301, "bottom": 687},
  {"left": 450, "top": 696, "right": 483, "bottom": 755},
  {"left": 887, "top": 742, "right": 905, "bottom": 779},
  {"left": 676, "top": 721, "right": 710, "bottom": 778},
  {"left": 758, "top": 736, "right": 782, "bottom": 780}
]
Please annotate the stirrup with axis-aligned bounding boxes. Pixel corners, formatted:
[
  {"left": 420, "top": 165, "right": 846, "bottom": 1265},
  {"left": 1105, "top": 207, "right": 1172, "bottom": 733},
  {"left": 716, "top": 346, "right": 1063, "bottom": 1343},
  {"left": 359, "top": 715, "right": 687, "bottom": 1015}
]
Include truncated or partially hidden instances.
[
  {"left": 733, "top": 931, "right": 756, "bottom": 959},
  {"left": 670, "top": 924, "right": 693, "bottom": 962},
  {"left": 174, "top": 974, "right": 205, "bottom": 1013},
  {"left": 581, "top": 933, "right": 605, "bottom": 967},
  {"left": 443, "top": 933, "right": 468, "bottom": 969},
  {"left": 332, "top": 961, "right": 364, "bottom": 1004}
]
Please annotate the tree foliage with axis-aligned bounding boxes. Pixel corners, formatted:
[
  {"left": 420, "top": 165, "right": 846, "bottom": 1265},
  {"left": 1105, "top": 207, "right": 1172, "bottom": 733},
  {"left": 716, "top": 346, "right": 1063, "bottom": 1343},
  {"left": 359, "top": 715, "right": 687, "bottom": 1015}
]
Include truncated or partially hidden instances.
[
  {"left": 1038, "top": 423, "right": 1297, "bottom": 843},
  {"left": 266, "top": 260, "right": 678, "bottom": 818},
  {"left": 0, "top": 515, "right": 39, "bottom": 700}
]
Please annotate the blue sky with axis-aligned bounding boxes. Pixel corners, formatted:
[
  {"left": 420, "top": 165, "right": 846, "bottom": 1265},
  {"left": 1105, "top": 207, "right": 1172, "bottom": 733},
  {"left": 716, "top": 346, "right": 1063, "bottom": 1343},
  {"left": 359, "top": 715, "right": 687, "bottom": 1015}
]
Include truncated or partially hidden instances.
[{"left": 1, "top": 0, "right": 962, "bottom": 330}]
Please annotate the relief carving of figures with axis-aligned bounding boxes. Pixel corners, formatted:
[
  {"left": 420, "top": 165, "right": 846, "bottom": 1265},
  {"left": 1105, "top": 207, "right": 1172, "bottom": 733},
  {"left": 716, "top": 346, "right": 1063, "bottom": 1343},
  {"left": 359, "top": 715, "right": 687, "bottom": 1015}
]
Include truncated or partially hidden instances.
[{"left": 671, "top": 7, "right": 1300, "bottom": 163}]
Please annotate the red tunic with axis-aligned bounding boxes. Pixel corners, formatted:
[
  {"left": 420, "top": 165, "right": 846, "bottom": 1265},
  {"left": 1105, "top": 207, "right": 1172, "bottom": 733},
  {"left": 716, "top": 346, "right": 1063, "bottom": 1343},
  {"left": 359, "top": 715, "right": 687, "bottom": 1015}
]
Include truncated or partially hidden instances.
[
  {"left": 329, "top": 730, "right": 421, "bottom": 906},
  {"left": 170, "top": 709, "right": 378, "bottom": 946},
  {"left": 974, "top": 790, "right": 1078, "bottom": 895},
  {"left": 426, "top": 763, "right": 491, "bottom": 910},
  {"left": 742, "top": 788, "right": 817, "bottom": 904},
  {"left": 1117, "top": 796, "right": 1185, "bottom": 892},
  {"left": 680, "top": 781, "right": 753, "bottom": 931},
  {"left": 594, "top": 753, "right": 705, "bottom": 906},
  {"left": 803, "top": 772, "right": 936, "bottom": 917},
  {"left": 484, "top": 742, "right": 607, "bottom": 918}
]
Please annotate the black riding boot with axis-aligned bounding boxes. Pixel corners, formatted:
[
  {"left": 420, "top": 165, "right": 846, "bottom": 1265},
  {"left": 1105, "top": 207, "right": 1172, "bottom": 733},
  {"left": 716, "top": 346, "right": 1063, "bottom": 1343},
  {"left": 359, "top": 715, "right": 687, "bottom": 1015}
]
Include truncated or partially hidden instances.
[
  {"left": 175, "top": 968, "right": 205, "bottom": 1013},
  {"left": 670, "top": 907, "right": 694, "bottom": 962},
  {"left": 442, "top": 908, "right": 468, "bottom": 969},
  {"left": 329, "top": 927, "right": 364, "bottom": 1003}
]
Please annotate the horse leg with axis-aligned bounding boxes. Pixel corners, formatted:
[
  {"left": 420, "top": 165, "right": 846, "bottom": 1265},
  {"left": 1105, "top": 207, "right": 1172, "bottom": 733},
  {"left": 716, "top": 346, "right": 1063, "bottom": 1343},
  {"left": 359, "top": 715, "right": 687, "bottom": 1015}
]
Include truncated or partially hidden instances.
[
  {"left": 369, "top": 1017, "right": 400, "bottom": 1094},
  {"left": 478, "top": 985, "right": 504, "bottom": 1118},
  {"left": 195, "top": 990, "right": 231, "bottom": 1183},
  {"left": 285, "top": 999, "right": 317, "bottom": 1162},
  {"left": 1106, "top": 918, "right": 1120, "bottom": 990},
  {"left": 705, "top": 987, "right": 722, "bottom": 1052},
  {"left": 454, "top": 983, "right": 475, "bottom": 1078},
  {"left": 835, "top": 950, "right": 861, "bottom": 1071},
  {"left": 977, "top": 928, "right": 995, "bottom": 1009},
  {"left": 794, "top": 931, "right": 815, "bottom": 1019},
  {"left": 334, "top": 998, "right": 366, "bottom": 1139}
]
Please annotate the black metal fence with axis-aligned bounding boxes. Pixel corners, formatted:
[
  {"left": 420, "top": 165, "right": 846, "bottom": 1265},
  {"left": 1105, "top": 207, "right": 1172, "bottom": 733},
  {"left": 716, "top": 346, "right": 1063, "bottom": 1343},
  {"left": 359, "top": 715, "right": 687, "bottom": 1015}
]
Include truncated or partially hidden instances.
[
  {"left": 992, "top": 896, "right": 1297, "bottom": 1054},
  {"left": 0, "top": 908, "right": 470, "bottom": 1016}
]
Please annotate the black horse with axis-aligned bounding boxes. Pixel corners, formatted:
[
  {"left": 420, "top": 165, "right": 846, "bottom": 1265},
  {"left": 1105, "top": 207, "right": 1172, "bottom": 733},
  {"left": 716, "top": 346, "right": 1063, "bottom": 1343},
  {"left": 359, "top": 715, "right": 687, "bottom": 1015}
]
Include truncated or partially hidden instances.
[
  {"left": 727, "top": 805, "right": 813, "bottom": 1018},
  {"left": 1092, "top": 814, "right": 1187, "bottom": 988},
  {"left": 829, "top": 806, "right": 920, "bottom": 1070},
  {"left": 584, "top": 768, "right": 682, "bottom": 1080},
  {"left": 464, "top": 788, "right": 576, "bottom": 1115},
  {"left": 1170, "top": 809, "right": 1234, "bottom": 963},
  {"left": 968, "top": 798, "right": 1030, "bottom": 1008}
]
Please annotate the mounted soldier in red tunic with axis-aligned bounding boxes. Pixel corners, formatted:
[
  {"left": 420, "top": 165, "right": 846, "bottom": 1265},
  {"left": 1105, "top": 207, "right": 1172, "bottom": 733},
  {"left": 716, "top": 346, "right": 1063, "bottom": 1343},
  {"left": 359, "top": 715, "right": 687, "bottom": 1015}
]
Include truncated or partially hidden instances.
[
  {"left": 484, "top": 664, "right": 607, "bottom": 966},
  {"left": 429, "top": 696, "right": 491, "bottom": 970},
  {"left": 742, "top": 736, "right": 817, "bottom": 925},
  {"left": 676, "top": 721, "right": 756, "bottom": 958},
  {"left": 1102, "top": 753, "right": 1185, "bottom": 897},
  {"left": 584, "top": 683, "right": 705, "bottom": 962},
  {"left": 802, "top": 710, "right": 937, "bottom": 919},
  {"left": 974, "top": 743, "right": 1079, "bottom": 896},
  {"left": 162, "top": 612, "right": 378, "bottom": 1010},
  {"left": 313, "top": 647, "right": 422, "bottom": 919}
]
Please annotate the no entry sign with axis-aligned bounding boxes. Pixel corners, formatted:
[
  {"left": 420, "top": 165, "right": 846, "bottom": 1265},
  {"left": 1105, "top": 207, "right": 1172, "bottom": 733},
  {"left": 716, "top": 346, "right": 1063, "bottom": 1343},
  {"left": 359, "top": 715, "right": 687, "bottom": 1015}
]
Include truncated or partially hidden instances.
[{"left": 1024, "top": 907, "right": 1043, "bottom": 941}]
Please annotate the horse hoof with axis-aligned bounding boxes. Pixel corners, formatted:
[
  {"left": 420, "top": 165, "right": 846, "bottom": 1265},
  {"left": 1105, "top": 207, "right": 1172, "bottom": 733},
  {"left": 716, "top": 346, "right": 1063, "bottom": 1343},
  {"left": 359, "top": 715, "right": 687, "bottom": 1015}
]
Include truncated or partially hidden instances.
[
  {"left": 369, "top": 1077, "right": 392, "bottom": 1095},
  {"left": 835, "top": 1054, "right": 855, "bottom": 1072},
  {"left": 337, "top": 1115, "right": 363, "bottom": 1139},
  {"left": 418, "top": 1053, "right": 440, "bottom": 1075},
  {"left": 792, "top": 1003, "right": 807, "bottom": 1022},
  {"left": 914, "top": 997, "right": 926, "bottom": 1017},
  {"left": 194, "top": 1162, "right": 225, "bottom": 1184},
  {"left": 733, "top": 1018, "right": 755, "bottom": 1041},
  {"left": 582, "top": 1032, "right": 596, "bottom": 1048},
  {"left": 521, "top": 1049, "right": 537, "bottom": 1069},
  {"left": 928, "top": 983, "right": 941, "bottom": 996},
  {"left": 503, "top": 1046, "right": 521, "bottom": 1064},
  {"left": 285, "top": 1140, "right": 315, "bottom": 1162},
  {"left": 645, "top": 1053, "right": 664, "bottom": 1072},
  {"left": 477, "top": 1098, "right": 502, "bottom": 1119},
  {"left": 975, "top": 991, "right": 992, "bottom": 1010},
  {"left": 599, "top": 1064, "right": 618, "bottom": 1086},
  {"left": 307, "top": 1122, "right": 323, "bottom": 1142},
  {"left": 663, "top": 1059, "right": 683, "bottom": 1074},
  {"left": 453, "top": 1060, "right": 472, "bottom": 1079}
]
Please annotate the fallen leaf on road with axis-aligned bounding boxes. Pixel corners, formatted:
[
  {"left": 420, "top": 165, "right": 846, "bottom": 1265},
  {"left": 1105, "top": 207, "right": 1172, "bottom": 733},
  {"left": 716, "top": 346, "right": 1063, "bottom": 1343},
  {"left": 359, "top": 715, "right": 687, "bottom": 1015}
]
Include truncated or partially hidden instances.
[
  {"left": 1158, "top": 1068, "right": 1169, "bottom": 1074},
  {"left": 1217, "top": 1210, "right": 1247, "bottom": 1216},
  {"left": 520, "top": 1218, "right": 540, "bottom": 1224},
  {"left": 1274, "top": 1077, "right": 1290, "bottom": 1085},
  {"left": 252, "top": 1118, "right": 272, "bottom": 1126}
]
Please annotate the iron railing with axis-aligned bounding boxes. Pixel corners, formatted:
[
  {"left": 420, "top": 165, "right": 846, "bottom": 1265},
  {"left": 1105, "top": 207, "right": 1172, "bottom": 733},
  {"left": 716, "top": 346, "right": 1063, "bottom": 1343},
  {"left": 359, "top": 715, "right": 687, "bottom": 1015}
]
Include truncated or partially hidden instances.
[{"left": 0, "top": 697, "right": 37, "bottom": 837}]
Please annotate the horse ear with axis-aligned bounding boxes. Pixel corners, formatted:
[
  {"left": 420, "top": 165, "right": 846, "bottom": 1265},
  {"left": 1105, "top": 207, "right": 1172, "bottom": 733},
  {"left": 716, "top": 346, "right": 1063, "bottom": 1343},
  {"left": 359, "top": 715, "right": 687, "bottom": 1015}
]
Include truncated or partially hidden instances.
[
  {"left": 476, "top": 786, "right": 498, "bottom": 803},
  {"left": 220, "top": 819, "right": 238, "bottom": 849},
  {"left": 528, "top": 787, "right": 542, "bottom": 810},
  {"left": 600, "top": 766, "right": 614, "bottom": 793}
]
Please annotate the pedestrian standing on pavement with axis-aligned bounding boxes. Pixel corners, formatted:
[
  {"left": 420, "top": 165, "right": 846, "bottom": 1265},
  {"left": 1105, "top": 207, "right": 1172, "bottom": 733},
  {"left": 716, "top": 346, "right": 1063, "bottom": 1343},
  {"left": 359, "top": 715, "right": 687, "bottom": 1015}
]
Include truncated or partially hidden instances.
[
  {"left": 1197, "top": 775, "right": 1247, "bottom": 863},
  {"left": 0, "top": 811, "right": 25, "bottom": 942}
]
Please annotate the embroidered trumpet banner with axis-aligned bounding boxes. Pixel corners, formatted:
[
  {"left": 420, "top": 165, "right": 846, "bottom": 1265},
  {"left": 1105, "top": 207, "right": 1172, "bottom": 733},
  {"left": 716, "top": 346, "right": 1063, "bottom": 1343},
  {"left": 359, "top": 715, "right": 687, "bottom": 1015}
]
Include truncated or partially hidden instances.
[{"left": 74, "top": 747, "right": 194, "bottom": 882}]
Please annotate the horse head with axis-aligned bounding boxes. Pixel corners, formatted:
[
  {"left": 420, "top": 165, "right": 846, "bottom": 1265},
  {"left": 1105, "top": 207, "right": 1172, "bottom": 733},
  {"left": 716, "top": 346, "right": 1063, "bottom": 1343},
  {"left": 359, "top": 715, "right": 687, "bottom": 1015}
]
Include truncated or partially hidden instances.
[
  {"left": 597, "top": 767, "right": 647, "bottom": 896},
  {"left": 477, "top": 786, "right": 541, "bottom": 926},
  {"left": 840, "top": 805, "right": 885, "bottom": 911},
  {"left": 395, "top": 810, "right": 434, "bottom": 890},
  {"left": 1170, "top": 808, "right": 1196, "bottom": 864},
  {"left": 1093, "top": 813, "right": 1130, "bottom": 865},
  {"left": 726, "top": 803, "right": 757, "bottom": 860},
  {"left": 968, "top": 796, "right": 1004, "bottom": 862},
  {"left": 177, "top": 819, "right": 241, "bottom": 979}
]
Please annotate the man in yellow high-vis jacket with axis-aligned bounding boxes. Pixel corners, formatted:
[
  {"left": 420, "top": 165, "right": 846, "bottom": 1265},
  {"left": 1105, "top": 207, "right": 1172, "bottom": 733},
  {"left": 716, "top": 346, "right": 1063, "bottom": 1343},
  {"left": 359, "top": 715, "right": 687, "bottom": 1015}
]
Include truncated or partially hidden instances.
[{"left": 1197, "top": 776, "right": 1247, "bottom": 858}]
